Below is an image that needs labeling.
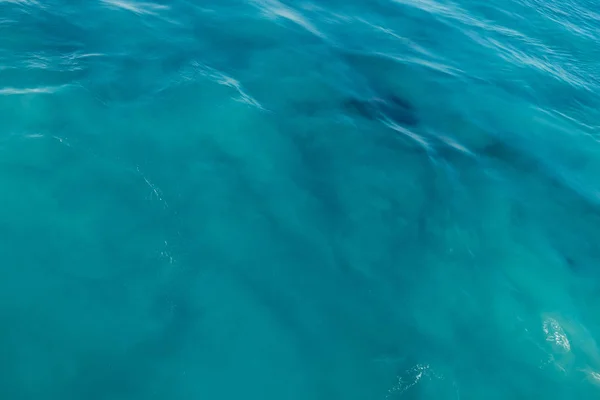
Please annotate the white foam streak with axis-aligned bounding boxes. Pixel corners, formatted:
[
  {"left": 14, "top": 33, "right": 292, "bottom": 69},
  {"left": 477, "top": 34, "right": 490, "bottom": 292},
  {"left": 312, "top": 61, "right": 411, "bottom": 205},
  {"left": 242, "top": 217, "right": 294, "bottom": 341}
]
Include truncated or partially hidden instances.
[
  {"left": 383, "top": 119, "right": 430, "bottom": 150},
  {"left": 101, "top": 0, "right": 169, "bottom": 16},
  {"left": 386, "top": 364, "right": 444, "bottom": 399},
  {"left": 0, "top": 0, "right": 40, "bottom": 5},
  {"left": 137, "top": 166, "right": 169, "bottom": 208},
  {"left": 253, "top": 0, "right": 324, "bottom": 39},
  {"left": 438, "top": 135, "right": 473, "bottom": 156},
  {"left": 543, "top": 317, "right": 571, "bottom": 352},
  {"left": 190, "top": 62, "right": 265, "bottom": 110},
  {"left": 0, "top": 86, "right": 66, "bottom": 95}
]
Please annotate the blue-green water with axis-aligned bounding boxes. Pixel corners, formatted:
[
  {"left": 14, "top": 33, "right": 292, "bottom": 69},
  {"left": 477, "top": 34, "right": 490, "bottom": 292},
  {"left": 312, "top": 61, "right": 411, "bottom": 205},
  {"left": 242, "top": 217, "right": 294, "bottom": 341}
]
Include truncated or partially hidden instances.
[{"left": 1, "top": 0, "right": 600, "bottom": 398}]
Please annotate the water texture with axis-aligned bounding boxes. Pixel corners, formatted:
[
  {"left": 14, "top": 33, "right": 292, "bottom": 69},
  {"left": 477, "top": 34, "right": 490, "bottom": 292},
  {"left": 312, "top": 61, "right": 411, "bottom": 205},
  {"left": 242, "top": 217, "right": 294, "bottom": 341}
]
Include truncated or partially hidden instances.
[{"left": 1, "top": 0, "right": 600, "bottom": 398}]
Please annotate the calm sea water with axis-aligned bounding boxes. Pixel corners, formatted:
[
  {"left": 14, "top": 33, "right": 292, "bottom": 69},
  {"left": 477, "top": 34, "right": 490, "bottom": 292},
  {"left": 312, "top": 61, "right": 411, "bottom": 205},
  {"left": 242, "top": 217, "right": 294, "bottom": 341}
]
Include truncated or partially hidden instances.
[{"left": 1, "top": 0, "right": 600, "bottom": 398}]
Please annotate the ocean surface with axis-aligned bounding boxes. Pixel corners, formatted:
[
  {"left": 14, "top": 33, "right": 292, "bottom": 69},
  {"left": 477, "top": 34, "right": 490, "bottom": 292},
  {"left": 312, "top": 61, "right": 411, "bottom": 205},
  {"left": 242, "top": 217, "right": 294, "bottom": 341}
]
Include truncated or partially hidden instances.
[{"left": 1, "top": 0, "right": 600, "bottom": 398}]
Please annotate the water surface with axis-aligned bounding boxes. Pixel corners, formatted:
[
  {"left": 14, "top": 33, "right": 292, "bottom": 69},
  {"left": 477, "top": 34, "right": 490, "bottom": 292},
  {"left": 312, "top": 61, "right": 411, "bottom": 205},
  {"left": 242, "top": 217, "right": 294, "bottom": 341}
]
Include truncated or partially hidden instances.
[{"left": 1, "top": 0, "right": 600, "bottom": 398}]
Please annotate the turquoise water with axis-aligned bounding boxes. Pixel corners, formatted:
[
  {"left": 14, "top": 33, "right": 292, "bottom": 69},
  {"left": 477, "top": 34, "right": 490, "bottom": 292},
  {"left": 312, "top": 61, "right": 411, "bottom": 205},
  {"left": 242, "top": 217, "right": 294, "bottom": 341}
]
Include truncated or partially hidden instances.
[{"left": 1, "top": 0, "right": 600, "bottom": 398}]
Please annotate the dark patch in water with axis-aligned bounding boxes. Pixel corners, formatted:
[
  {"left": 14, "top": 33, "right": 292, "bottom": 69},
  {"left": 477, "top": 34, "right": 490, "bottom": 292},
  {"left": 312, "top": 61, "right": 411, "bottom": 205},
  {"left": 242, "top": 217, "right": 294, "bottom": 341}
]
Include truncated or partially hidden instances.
[
  {"left": 384, "top": 94, "right": 419, "bottom": 126},
  {"left": 343, "top": 98, "right": 378, "bottom": 120},
  {"left": 480, "top": 140, "right": 535, "bottom": 168},
  {"left": 343, "top": 94, "right": 418, "bottom": 126}
]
